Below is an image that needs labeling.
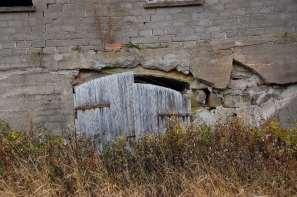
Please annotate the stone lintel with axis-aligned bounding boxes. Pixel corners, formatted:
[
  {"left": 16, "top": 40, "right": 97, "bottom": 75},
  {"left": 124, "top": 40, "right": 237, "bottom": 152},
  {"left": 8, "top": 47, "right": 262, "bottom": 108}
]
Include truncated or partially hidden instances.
[
  {"left": 144, "top": 0, "right": 204, "bottom": 9},
  {"left": 0, "top": 6, "right": 36, "bottom": 13}
]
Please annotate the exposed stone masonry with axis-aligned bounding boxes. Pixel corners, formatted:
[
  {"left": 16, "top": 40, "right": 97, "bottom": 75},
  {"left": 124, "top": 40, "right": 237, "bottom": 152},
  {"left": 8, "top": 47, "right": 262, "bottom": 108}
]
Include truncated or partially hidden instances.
[
  {"left": 193, "top": 63, "right": 297, "bottom": 127},
  {"left": 0, "top": 0, "right": 296, "bottom": 132}
]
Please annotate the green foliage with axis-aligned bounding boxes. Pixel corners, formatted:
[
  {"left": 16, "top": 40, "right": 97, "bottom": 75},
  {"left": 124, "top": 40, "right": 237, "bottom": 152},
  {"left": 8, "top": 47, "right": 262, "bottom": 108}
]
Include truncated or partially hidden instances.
[
  {"left": 125, "top": 42, "right": 141, "bottom": 50},
  {"left": 263, "top": 120, "right": 297, "bottom": 146},
  {"left": 0, "top": 120, "right": 10, "bottom": 134},
  {"left": 199, "top": 125, "right": 213, "bottom": 145},
  {"left": 0, "top": 160, "right": 4, "bottom": 177}
]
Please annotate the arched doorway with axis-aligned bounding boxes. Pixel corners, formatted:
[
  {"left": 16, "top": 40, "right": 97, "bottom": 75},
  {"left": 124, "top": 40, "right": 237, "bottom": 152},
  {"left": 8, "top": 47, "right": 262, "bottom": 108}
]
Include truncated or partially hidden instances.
[{"left": 74, "top": 72, "right": 191, "bottom": 141}]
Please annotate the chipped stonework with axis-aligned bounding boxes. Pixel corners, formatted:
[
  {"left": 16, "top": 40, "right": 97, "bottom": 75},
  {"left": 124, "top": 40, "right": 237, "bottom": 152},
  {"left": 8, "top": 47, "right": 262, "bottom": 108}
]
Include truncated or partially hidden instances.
[
  {"left": 0, "top": 0, "right": 296, "bottom": 132},
  {"left": 192, "top": 63, "right": 297, "bottom": 128}
]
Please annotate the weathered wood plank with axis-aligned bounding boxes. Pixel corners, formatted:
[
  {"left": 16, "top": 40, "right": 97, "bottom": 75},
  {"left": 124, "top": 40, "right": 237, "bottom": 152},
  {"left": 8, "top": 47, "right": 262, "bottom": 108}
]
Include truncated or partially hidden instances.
[
  {"left": 75, "top": 103, "right": 110, "bottom": 111},
  {"left": 133, "top": 83, "right": 191, "bottom": 136},
  {"left": 74, "top": 72, "right": 135, "bottom": 140},
  {"left": 74, "top": 72, "right": 191, "bottom": 141},
  {"left": 158, "top": 113, "right": 192, "bottom": 117}
]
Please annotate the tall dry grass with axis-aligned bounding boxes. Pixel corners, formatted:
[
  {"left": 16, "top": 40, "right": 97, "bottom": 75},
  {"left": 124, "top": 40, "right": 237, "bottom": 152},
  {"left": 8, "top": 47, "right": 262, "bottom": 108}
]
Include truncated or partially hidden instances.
[{"left": 0, "top": 119, "right": 296, "bottom": 197}]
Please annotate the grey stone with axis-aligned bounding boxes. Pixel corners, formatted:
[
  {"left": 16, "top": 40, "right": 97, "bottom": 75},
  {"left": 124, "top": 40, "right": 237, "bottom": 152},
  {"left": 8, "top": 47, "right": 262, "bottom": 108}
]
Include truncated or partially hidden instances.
[
  {"left": 142, "top": 48, "right": 191, "bottom": 74},
  {"left": 207, "top": 92, "right": 222, "bottom": 108},
  {"left": 278, "top": 97, "right": 297, "bottom": 128},
  {"left": 234, "top": 39, "right": 297, "bottom": 85},
  {"left": 197, "top": 83, "right": 297, "bottom": 127},
  {"left": 193, "top": 90, "right": 207, "bottom": 105},
  {"left": 223, "top": 94, "right": 251, "bottom": 108},
  {"left": 190, "top": 80, "right": 209, "bottom": 90},
  {"left": 194, "top": 109, "right": 217, "bottom": 126},
  {"left": 228, "top": 75, "right": 262, "bottom": 90},
  {"left": 191, "top": 43, "right": 234, "bottom": 89}
]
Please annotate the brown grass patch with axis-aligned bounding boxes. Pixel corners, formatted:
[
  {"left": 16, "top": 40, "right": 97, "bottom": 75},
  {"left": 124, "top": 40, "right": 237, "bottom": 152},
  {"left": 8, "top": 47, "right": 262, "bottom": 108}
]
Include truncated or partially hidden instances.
[{"left": 0, "top": 119, "right": 296, "bottom": 196}]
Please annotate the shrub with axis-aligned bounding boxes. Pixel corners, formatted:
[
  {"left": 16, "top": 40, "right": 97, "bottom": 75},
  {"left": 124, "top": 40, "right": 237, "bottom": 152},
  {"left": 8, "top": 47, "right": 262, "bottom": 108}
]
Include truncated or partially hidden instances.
[{"left": 0, "top": 119, "right": 296, "bottom": 196}]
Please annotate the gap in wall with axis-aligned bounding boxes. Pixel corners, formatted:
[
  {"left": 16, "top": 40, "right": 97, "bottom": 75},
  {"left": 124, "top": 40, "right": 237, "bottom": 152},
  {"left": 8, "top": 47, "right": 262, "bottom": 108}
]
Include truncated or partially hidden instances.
[
  {"left": 134, "top": 74, "right": 189, "bottom": 92},
  {"left": 0, "top": 0, "right": 33, "bottom": 7}
]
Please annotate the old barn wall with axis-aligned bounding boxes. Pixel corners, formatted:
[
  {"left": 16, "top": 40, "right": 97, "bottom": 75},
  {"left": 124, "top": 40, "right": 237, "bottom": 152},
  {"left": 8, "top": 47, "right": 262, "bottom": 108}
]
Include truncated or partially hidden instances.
[{"left": 0, "top": 0, "right": 296, "bottom": 132}]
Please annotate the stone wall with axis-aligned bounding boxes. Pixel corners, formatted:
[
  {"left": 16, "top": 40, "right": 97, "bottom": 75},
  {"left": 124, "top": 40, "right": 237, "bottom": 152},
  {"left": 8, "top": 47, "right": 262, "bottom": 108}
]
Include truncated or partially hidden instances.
[{"left": 0, "top": 0, "right": 296, "bottom": 132}]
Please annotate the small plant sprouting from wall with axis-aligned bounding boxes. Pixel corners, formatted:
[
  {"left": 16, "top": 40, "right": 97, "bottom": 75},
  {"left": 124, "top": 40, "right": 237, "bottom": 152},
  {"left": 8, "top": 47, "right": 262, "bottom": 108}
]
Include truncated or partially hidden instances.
[
  {"left": 125, "top": 42, "right": 141, "bottom": 50},
  {"left": 29, "top": 47, "right": 45, "bottom": 67},
  {"left": 274, "top": 32, "right": 297, "bottom": 43}
]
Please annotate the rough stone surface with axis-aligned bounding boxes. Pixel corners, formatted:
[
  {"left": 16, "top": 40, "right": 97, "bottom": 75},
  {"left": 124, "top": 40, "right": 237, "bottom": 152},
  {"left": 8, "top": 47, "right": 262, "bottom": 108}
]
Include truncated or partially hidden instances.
[
  {"left": 0, "top": 70, "right": 74, "bottom": 132},
  {"left": 193, "top": 64, "right": 297, "bottom": 128},
  {"left": 193, "top": 90, "right": 207, "bottom": 106},
  {"left": 278, "top": 97, "right": 297, "bottom": 128},
  {"left": 190, "top": 43, "right": 234, "bottom": 89},
  {"left": 0, "top": 0, "right": 296, "bottom": 131},
  {"left": 234, "top": 38, "right": 297, "bottom": 85}
]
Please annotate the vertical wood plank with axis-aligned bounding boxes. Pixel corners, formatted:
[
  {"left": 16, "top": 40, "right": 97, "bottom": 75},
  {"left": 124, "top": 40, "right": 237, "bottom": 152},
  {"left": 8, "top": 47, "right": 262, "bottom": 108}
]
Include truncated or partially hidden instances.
[{"left": 74, "top": 72, "right": 191, "bottom": 141}]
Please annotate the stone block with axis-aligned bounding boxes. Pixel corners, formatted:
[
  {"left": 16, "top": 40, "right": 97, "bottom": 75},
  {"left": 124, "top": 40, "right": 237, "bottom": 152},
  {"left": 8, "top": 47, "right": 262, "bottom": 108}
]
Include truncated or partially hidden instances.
[
  {"left": 193, "top": 90, "right": 207, "bottom": 105},
  {"left": 234, "top": 39, "right": 297, "bottom": 85},
  {"left": 223, "top": 94, "right": 251, "bottom": 108},
  {"left": 191, "top": 43, "right": 234, "bottom": 89},
  {"left": 207, "top": 92, "right": 222, "bottom": 108}
]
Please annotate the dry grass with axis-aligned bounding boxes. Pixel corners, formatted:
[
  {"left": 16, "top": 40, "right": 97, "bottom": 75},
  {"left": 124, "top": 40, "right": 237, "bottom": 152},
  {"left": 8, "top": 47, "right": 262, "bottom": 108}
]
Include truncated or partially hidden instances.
[{"left": 0, "top": 119, "right": 296, "bottom": 197}]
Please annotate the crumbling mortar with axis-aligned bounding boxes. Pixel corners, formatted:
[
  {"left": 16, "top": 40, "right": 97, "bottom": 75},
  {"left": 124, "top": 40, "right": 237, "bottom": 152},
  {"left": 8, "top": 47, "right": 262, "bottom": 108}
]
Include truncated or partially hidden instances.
[{"left": 192, "top": 62, "right": 297, "bottom": 127}]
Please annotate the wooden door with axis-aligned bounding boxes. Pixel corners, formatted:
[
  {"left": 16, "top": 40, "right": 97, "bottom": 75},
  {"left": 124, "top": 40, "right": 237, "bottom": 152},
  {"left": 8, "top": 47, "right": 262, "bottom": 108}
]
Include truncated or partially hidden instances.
[{"left": 74, "top": 72, "right": 190, "bottom": 141}]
